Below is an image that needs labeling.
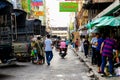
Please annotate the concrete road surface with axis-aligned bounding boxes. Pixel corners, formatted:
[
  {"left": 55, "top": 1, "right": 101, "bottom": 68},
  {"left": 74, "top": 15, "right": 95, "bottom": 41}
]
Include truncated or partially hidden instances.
[{"left": 0, "top": 47, "right": 92, "bottom": 80}]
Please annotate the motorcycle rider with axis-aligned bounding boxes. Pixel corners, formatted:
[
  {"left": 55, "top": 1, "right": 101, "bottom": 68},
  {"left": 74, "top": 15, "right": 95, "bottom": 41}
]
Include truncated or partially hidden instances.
[{"left": 59, "top": 39, "right": 67, "bottom": 58}]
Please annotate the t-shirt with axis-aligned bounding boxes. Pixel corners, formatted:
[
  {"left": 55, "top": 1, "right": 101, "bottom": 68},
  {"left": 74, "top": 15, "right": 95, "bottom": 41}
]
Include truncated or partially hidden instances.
[
  {"left": 60, "top": 41, "right": 66, "bottom": 48},
  {"left": 102, "top": 38, "right": 117, "bottom": 57},
  {"left": 96, "top": 38, "right": 104, "bottom": 51},
  {"left": 44, "top": 39, "right": 52, "bottom": 51},
  {"left": 91, "top": 37, "right": 97, "bottom": 48}
]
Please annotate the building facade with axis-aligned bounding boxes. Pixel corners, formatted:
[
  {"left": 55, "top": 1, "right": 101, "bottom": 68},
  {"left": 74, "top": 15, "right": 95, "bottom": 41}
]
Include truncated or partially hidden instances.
[
  {"left": 79, "top": 0, "right": 116, "bottom": 26},
  {"left": 51, "top": 27, "right": 69, "bottom": 39}
]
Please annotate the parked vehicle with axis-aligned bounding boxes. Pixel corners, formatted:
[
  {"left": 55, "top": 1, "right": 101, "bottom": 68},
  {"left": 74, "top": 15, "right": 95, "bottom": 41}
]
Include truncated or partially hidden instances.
[
  {"left": 0, "top": 0, "right": 16, "bottom": 65},
  {"left": 0, "top": 0, "right": 46, "bottom": 63},
  {"left": 11, "top": 9, "right": 31, "bottom": 61},
  {"left": 11, "top": 9, "right": 46, "bottom": 61}
]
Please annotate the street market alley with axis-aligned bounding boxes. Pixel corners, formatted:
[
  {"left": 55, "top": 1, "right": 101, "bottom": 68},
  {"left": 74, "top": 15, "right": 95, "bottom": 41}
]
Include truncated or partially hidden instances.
[{"left": 0, "top": 47, "right": 91, "bottom": 80}]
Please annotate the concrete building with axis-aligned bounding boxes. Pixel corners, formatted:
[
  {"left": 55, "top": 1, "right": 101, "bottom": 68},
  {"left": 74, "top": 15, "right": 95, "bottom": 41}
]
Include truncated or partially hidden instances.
[
  {"left": 51, "top": 27, "right": 69, "bottom": 39},
  {"left": 77, "top": 0, "right": 114, "bottom": 29}
]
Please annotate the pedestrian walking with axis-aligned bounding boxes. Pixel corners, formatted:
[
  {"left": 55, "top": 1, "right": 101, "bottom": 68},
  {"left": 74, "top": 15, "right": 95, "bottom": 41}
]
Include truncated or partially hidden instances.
[
  {"left": 90, "top": 33, "right": 98, "bottom": 65},
  {"left": 95, "top": 34, "right": 104, "bottom": 73},
  {"left": 83, "top": 37, "right": 89, "bottom": 58},
  {"left": 35, "top": 36, "right": 45, "bottom": 64},
  {"left": 100, "top": 34, "right": 119, "bottom": 76},
  {"left": 44, "top": 34, "right": 53, "bottom": 66}
]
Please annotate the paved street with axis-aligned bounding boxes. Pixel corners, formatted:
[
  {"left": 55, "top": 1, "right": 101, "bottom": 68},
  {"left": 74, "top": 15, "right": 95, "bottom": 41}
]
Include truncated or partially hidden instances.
[{"left": 0, "top": 47, "right": 91, "bottom": 80}]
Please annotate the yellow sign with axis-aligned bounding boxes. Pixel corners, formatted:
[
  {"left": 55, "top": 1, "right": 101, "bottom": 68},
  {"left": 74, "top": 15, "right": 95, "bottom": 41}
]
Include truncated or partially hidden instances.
[{"left": 34, "top": 11, "right": 44, "bottom": 16}]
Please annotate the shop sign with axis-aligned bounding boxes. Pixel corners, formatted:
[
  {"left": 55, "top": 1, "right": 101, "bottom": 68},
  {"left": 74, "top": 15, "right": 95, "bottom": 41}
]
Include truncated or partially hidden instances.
[
  {"left": 93, "top": 0, "right": 114, "bottom": 3},
  {"left": 59, "top": 2, "right": 78, "bottom": 12},
  {"left": 31, "top": 2, "right": 43, "bottom": 6},
  {"left": 34, "top": 11, "right": 44, "bottom": 16}
]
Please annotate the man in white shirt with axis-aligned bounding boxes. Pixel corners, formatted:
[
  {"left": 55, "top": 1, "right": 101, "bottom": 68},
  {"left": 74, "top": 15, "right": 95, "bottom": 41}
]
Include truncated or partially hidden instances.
[{"left": 44, "top": 34, "right": 53, "bottom": 66}]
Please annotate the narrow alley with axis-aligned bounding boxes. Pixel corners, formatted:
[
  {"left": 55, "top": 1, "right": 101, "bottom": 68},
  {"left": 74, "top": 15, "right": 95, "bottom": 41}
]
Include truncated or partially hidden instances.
[{"left": 0, "top": 47, "right": 91, "bottom": 80}]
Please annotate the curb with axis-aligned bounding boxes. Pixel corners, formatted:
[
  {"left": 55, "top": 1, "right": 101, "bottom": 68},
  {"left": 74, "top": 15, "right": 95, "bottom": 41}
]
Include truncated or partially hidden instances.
[{"left": 70, "top": 48, "right": 106, "bottom": 80}]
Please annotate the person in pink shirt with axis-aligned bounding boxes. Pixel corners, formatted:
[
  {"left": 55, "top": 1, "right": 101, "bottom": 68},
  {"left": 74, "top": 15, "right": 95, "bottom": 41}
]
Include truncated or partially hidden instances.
[
  {"left": 59, "top": 39, "right": 67, "bottom": 59},
  {"left": 60, "top": 39, "right": 66, "bottom": 49}
]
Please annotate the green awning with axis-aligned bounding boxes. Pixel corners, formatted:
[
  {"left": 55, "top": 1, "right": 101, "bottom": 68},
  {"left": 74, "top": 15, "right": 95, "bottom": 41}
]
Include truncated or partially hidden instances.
[
  {"left": 92, "top": 16, "right": 114, "bottom": 24},
  {"left": 85, "top": 16, "right": 114, "bottom": 29},
  {"left": 95, "top": 16, "right": 120, "bottom": 27}
]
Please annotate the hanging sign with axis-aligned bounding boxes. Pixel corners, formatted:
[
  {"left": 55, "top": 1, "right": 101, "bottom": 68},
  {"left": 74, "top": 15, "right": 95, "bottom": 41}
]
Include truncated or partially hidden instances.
[
  {"left": 59, "top": 2, "right": 78, "bottom": 12},
  {"left": 31, "top": 2, "right": 43, "bottom": 6},
  {"left": 34, "top": 11, "right": 44, "bottom": 16}
]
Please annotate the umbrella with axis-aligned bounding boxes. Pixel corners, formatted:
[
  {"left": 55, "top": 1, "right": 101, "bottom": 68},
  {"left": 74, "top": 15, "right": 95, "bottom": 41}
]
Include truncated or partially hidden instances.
[
  {"left": 95, "top": 16, "right": 120, "bottom": 27},
  {"left": 85, "top": 16, "right": 114, "bottom": 29}
]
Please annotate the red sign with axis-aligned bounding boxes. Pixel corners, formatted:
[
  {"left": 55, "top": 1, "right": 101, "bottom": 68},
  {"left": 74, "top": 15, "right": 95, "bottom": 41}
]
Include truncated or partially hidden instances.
[{"left": 31, "top": 2, "right": 43, "bottom": 6}]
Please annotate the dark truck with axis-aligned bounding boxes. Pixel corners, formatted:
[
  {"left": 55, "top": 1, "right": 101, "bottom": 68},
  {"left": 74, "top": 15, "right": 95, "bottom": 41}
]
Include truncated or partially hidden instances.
[
  {"left": 11, "top": 9, "right": 45, "bottom": 61},
  {"left": 0, "top": 0, "right": 16, "bottom": 65},
  {"left": 11, "top": 9, "right": 31, "bottom": 61}
]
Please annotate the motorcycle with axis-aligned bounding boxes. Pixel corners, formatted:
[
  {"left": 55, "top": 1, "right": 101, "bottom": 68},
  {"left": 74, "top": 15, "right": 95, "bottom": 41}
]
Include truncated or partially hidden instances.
[{"left": 59, "top": 48, "right": 67, "bottom": 58}]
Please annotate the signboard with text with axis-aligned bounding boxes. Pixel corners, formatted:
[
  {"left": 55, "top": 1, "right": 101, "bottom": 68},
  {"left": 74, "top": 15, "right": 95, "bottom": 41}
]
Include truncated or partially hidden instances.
[
  {"left": 31, "top": 0, "right": 43, "bottom": 6},
  {"left": 59, "top": 2, "right": 78, "bottom": 12},
  {"left": 31, "top": 2, "right": 43, "bottom": 6},
  {"left": 34, "top": 11, "right": 44, "bottom": 16}
]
